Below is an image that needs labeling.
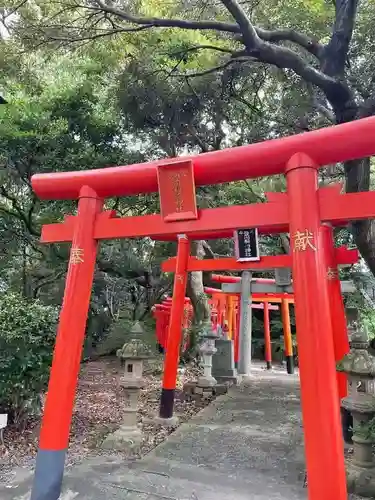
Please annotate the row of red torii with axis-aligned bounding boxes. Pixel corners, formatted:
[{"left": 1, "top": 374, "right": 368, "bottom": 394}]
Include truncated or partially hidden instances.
[
  {"left": 154, "top": 251, "right": 355, "bottom": 376},
  {"left": 152, "top": 277, "right": 297, "bottom": 372},
  {"left": 28, "top": 116, "right": 375, "bottom": 500}
]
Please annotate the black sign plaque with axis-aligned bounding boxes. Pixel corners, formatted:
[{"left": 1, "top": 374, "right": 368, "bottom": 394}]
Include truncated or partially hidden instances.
[{"left": 234, "top": 228, "right": 260, "bottom": 262}]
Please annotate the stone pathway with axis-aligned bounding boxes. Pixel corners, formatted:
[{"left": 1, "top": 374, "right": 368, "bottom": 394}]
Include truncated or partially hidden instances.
[{"left": 0, "top": 364, "right": 361, "bottom": 499}]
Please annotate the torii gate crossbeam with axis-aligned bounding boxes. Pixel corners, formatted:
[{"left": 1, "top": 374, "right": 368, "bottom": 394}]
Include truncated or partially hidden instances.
[{"left": 32, "top": 116, "right": 375, "bottom": 200}]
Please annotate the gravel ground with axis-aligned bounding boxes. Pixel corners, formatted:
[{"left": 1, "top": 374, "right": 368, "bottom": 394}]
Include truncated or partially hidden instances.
[{"left": 0, "top": 356, "right": 210, "bottom": 483}]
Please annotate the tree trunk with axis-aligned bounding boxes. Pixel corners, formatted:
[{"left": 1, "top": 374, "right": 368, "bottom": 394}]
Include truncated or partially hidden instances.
[
  {"left": 344, "top": 156, "right": 375, "bottom": 274},
  {"left": 186, "top": 240, "right": 211, "bottom": 325}
]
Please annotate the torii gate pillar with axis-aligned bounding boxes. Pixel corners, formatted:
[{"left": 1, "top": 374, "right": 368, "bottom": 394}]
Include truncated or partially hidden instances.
[
  {"left": 158, "top": 234, "right": 190, "bottom": 423},
  {"left": 31, "top": 186, "right": 103, "bottom": 500},
  {"left": 321, "top": 223, "right": 349, "bottom": 400},
  {"left": 286, "top": 154, "right": 347, "bottom": 500}
]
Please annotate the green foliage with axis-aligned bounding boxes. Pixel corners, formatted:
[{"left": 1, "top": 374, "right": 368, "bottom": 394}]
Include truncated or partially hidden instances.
[
  {"left": 0, "top": 292, "right": 58, "bottom": 426},
  {"left": 361, "top": 309, "right": 375, "bottom": 339},
  {"left": 94, "top": 314, "right": 134, "bottom": 357}
]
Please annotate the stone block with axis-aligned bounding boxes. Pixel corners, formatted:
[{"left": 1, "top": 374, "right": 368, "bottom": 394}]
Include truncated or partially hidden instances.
[
  {"left": 101, "top": 425, "right": 142, "bottom": 451},
  {"left": 212, "top": 339, "right": 236, "bottom": 380},
  {"left": 215, "top": 375, "right": 238, "bottom": 385},
  {"left": 213, "top": 384, "right": 228, "bottom": 396},
  {"left": 183, "top": 382, "right": 197, "bottom": 395},
  {"left": 197, "top": 375, "right": 217, "bottom": 387}
]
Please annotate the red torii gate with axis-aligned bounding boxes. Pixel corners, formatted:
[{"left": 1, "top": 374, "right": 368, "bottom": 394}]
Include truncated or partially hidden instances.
[
  {"left": 29, "top": 116, "right": 375, "bottom": 500},
  {"left": 152, "top": 297, "right": 193, "bottom": 351},
  {"left": 162, "top": 240, "right": 356, "bottom": 382},
  {"left": 204, "top": 285, "right": 281, "bottom": 370}
]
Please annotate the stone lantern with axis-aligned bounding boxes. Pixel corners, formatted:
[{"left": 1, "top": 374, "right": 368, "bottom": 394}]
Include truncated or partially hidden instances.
[
  {"left": 102, "top": 322, "right": 153, "bottom": 451},
  {"left": 338, "top": 322, "right": 375, "bottom": 469},
  {"left": 197, "top": 323, "right": 217, "bottom": 389}
]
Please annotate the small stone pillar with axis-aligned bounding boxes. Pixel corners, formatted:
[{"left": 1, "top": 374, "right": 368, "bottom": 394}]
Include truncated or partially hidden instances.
[
  {"left": 338, "top": 323, "right": 375, "bottom": 469},
  {"left": 197, "top": 328, "right": 217, "bottom": 388},
  {"left": 212, "top": 338, "right": 237, "bottom": 384},
  {"left": 102, "top": 332, "right": 152, "bottom": 451}
]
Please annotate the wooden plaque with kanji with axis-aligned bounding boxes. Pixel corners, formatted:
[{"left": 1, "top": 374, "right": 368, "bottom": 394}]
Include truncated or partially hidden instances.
[{"left": 157, "top": 160, "right": 198, "bottom": 222}]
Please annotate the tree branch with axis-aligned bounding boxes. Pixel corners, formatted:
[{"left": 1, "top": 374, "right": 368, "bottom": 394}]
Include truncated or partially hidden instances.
[
  {"left": 93, "top": 0, "right": 240, "bottom": 34},
  {"left": 170, "top": 56, "right": 251, "bottom": 78},
  {"left": 254, "top": 27, "right": 323, "bottom": 59},
  {"left": 322, "top": 0, "right": 359, "bottom": 78},
  {"left": 0, "top": 186, "right": 39, "bottom": 236},
  {"left": 35, "top": 0, "right": 351, "bottom": 110},
  {"left": 91, "top": 1, "right": 321, "bottom": 60},
  {"left": 168, "top": 44, "right": 238, "bottom": 58},
  {"left": 253, "top": 43, "right": 352, "bottom": 106},
  {"left": 202, "top": 241, "right": 216, "bottom": 259},
  {"left": 220, "top": 0, "right": 260, "bottom": 49}
]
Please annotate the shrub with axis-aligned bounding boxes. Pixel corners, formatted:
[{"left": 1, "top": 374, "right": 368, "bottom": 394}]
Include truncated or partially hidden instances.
[{"left": 0, "top": 293, "right": 58, "bottom": 427}]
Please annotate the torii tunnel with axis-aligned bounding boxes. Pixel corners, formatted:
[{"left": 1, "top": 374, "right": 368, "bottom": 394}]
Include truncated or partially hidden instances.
[{"left": 30, "top": 115, "right": 375, "bottom": 500}]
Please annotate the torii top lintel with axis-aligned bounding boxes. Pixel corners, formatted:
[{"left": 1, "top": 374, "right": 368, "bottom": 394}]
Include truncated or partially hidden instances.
[{"left": 31, "top": 117, "right": 375, "bottom": 200}]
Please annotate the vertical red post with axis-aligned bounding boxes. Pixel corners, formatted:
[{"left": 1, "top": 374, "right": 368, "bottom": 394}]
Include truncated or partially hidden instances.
[
  {"left": 281, "top": 299, "right": 294, "bottom": 374},
  {"left": 321, "top": 224, "right": 349, "bottom": 400},
  {"left": 286, "top": 153, "right": 346, "bottom": 500},
  {"left": 263, "top": 302, "right": 272, "bottom": 370},
  {"left": 31, "top": 186, "right": 102, "bottom": 500},
  {"left": 162, "top": 310, "right": 170, "bottom": 350},
  {"left": 234, "top": 295, "right": 240, "bottom": 367},
  {"left": 159, "top": 234, "right": 190, "bottom": 422}
]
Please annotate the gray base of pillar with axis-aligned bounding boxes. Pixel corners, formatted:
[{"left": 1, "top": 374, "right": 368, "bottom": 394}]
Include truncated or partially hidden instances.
[
  {"left": 215, "top": 375, "right": 239, "bottom": 385},
  {"left": 238, "top": 373, "right": 254, "bottom": 386},
  {"left": 153, "top": 415, "right": 179, "bottom": 428},
  {"left": 197, "top": 375, "right": 217, "bottom": 387},
  {"left": 101, "top": 426, "right": 142, "bottom": 451}
]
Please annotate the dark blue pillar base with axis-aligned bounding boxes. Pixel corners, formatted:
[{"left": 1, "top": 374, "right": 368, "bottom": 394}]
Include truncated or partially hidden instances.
[
  {"left": 286, "top": 355, "right": 294, "bottom": 374},
  {"left": 31, "top": 449, "right": 66, "bottom": 500},
  {"left": 159, "top": 388, "right": 175, "bottom": 419}
]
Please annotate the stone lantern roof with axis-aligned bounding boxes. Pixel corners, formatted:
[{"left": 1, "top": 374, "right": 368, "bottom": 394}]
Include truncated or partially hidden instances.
[
  {"left": 116, "top": 322, "right": 153, "bottom": 360},
  {"left": 337, "top": 324, "right": 375, "bottom": 378}
]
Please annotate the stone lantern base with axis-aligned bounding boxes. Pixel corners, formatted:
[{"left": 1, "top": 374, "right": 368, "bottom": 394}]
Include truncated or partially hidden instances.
[
  {"left": 347, "top": 463, "right": 375, "bottom": 497},
  {"left": 101, "top": 380, "right": 145, "bottom": 451},
  {"left": 101, "top": 424, "right": 142, "bottom": 451}
]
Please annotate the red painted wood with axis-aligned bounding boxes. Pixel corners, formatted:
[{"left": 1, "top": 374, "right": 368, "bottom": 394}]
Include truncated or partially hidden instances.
[
  {"left": 152, "top": 226, "right": 288, "bottom": 241},
  {"left": 39, "top": 186, "right": 103, "bottom": 450},
  {"left": 321, "top": 224, "right": 349, "bottom": 401},
  {"left": 162, "top": 255, "right": 291, "bottom": 272},
  {"left": 32, "top": 117, "right": 375, "bottom": 200},
  {"left": 157, "top": 160, "right": 198, "bottom": 221},
  {"left": 320, "top": 189, "right": 375, "bottom": 223},
  {"left": 286, "top": 153, "right": 346, "bottom": 500},
  {"left": 41, "top": 201, "right": 288, "bottom": 242},
  {"left": 162, "top": 236, "right": 190, "bottom": 391},
  {"left": 162, "top": 248, "right": 357, "bottom": 273}
]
